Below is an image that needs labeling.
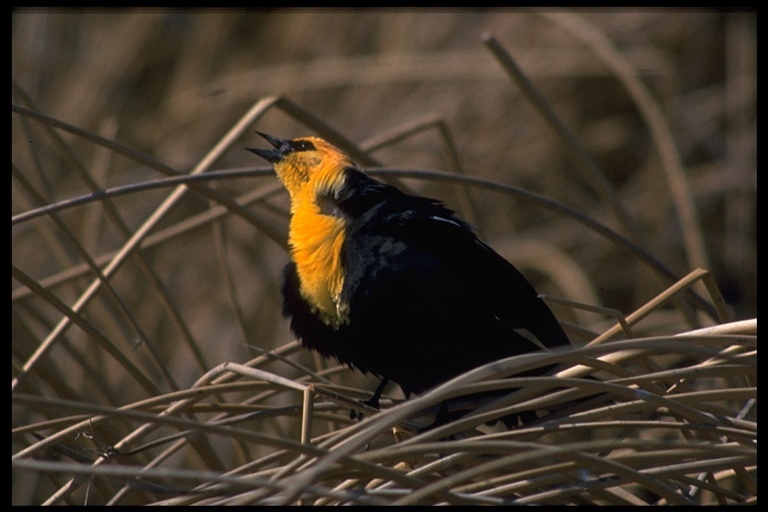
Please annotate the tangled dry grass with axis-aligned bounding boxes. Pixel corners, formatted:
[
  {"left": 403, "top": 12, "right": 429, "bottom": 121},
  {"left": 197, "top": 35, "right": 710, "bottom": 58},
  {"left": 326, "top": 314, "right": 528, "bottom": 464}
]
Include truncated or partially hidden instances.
[{"left": 12, "top": 10, "right": 755, "bottom": 505}]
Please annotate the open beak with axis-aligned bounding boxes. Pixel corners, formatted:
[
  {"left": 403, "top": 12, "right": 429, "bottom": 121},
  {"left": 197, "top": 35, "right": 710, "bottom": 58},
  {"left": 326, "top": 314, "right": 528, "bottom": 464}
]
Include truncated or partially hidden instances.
[{"left": 246, "top": 131, "right": 290, "bottom": 163}]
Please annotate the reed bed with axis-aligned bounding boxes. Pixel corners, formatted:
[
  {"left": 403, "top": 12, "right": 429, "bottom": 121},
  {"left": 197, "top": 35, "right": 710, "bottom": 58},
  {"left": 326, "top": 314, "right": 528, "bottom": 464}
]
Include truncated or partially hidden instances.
[{"left": 12, "top": 10, "right": 755, "bottom": 505}]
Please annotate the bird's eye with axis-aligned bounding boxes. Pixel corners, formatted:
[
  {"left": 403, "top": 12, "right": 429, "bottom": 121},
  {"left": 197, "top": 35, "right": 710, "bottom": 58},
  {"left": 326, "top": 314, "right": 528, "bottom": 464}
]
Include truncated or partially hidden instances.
[{"left": 291, "top": 140, "right": 316, "bottom": 152}]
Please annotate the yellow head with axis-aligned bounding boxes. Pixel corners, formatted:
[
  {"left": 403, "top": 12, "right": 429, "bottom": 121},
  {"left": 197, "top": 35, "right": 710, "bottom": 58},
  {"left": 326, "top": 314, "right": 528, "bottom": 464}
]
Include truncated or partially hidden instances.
[{"left": 248, "top": 132, "right": 351, "bottom": 206}]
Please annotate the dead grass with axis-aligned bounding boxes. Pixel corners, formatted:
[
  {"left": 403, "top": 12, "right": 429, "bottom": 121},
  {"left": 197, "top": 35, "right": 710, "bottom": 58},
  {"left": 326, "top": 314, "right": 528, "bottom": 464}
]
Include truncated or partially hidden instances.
[{"left": 12, "top": 10, "right": 755, "bottom": 505}]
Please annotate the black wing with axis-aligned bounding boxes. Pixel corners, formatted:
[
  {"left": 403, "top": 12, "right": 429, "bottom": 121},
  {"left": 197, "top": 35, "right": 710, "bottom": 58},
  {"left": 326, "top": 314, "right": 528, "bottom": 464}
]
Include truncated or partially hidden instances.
[{"left": 338, "top": 191, "right": 569, "bottom": 395}]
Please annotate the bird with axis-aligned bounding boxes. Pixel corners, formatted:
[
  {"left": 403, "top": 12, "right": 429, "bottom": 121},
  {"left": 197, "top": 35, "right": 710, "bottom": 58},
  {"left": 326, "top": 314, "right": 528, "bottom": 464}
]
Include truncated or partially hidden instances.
[{"left": 247, "top": 132, "right": 571, "bottom": 418}]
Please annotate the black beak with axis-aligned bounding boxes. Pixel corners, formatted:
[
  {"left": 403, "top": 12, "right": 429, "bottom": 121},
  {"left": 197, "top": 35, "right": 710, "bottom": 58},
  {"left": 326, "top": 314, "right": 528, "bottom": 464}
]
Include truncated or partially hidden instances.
[{"left": 246, "top": 132, "right": 290, "bottom": 163}]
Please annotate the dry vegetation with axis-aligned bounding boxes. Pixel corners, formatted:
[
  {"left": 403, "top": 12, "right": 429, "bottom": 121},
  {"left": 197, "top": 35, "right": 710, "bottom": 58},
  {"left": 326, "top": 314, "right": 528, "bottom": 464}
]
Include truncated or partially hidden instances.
[{"left": 12, "top": 10, "right": 755, "bottom": 505}]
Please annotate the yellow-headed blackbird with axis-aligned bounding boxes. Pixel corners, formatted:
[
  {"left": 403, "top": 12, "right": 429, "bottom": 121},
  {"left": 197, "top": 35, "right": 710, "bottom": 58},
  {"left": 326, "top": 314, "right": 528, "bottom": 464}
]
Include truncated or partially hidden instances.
[{"left": 248, "top": 132, "right": 570, "bottom": 405}]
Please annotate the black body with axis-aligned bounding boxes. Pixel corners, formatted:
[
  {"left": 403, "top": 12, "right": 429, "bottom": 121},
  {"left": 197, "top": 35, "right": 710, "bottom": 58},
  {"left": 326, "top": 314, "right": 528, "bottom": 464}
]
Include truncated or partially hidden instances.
[{"left": 281, "top": 167, "right": 570, "bottom": 397}]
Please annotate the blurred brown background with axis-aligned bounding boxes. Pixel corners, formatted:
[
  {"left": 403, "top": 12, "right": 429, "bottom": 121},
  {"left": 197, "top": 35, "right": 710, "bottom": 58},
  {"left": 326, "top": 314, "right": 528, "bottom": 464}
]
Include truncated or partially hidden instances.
[{"left": 12, "top": 9, "right": 756, "bottom": 505}]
